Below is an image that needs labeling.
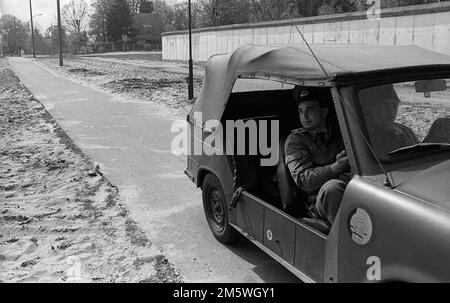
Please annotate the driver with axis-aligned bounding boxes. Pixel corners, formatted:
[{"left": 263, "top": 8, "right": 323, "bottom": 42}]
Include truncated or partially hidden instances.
[
  {"left": 360, "top": 84, "right": 419, "bottom": 157},
  {"left": 285, "top": 88, "right": 350, "bottom": 224}
]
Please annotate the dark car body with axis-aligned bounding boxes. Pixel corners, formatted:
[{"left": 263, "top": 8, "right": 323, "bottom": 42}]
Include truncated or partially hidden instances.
[{"left": 185, "top": 44, "right": 450, "bottom": 282}]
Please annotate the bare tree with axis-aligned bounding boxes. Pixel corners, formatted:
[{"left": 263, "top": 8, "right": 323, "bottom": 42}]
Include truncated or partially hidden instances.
[
  {"left": 62, "top": 0, "right": 89, "bottom": 34},
  {"left": 0, "top": 15, "right": 30, "bottom": 53},
  {"left": 199, "top": 0, "right": 251, "bottom": 27},
  {"left": 153, "top": 0, "right": 176, "bottom": 23},
  {"left": 250, "top": 0, "right": 298, "bottom": 22},
  {"left": 90, "top": 0, "right": 109, "bottom": 42},
  {"left": 170, "top": 1, "right": 202, "bottom": 30},
  {"left": 128, "top": 0, "right": 140, "bottom": 13},
  {"left": 106, "top": 0, "right": 134, "bottom": 42},
  {"left": 139, "top": 0, "right": 154, "bottom": 13},
  {"left": 128, "top": 0, "right": 154, "bottom": 13}
]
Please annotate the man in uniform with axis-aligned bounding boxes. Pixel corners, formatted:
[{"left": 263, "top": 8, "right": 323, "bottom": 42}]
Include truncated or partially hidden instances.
[
  {"left": 285, "top": 88, "right": 350, "bottom": 224},
  {"left": 360, "top": 84, "right": 419, "bottom": 157}
]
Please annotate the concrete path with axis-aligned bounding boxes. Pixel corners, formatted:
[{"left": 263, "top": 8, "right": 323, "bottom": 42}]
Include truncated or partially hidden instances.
[{"left": 8, "top": 57, "right": 299, "bottom": 283}]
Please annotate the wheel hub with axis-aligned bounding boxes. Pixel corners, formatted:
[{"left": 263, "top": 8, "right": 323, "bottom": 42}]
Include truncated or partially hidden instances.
[{"left": 210, "top": 190, "right": 224, "bottom": 225}]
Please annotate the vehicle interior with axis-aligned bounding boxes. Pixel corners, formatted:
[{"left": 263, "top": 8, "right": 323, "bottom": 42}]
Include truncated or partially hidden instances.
[
  {"left": 221, "top": 85, "right": 342, "bottom": 235},
  {"left": 358, "top": 81, "right": 450, "bottom": 160}
]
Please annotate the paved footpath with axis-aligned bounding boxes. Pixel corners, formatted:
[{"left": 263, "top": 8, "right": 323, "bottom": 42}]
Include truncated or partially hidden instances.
[{"left": 8, "top": 57, "right": 299, "bottom": 283}]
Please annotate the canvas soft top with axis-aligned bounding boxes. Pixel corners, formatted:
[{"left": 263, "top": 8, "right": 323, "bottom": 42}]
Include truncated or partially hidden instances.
[{"left": 191, "top": 44, "right": 450, "bottom": 124}]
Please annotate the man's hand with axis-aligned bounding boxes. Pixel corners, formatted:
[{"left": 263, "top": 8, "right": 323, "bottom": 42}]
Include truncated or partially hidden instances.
[{"left": 331, "top": 150, "right": 350, "bottom": 174}]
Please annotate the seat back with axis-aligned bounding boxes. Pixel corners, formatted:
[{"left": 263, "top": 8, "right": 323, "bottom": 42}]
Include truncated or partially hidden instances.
[
  {"left": 424, "top": 117, "right": 450, "bottom": 143},
  {"left": 276, "top": 136, "right": 309, "bottom": 218}
]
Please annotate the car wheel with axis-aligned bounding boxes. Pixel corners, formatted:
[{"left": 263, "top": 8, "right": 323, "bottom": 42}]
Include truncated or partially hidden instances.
[{"left": 202, "top": 174, "right": 238, "bottom": 244}]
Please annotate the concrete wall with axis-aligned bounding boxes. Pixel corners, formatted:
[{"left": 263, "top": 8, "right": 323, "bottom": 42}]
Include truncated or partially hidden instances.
[{"left": 162, "top": 2, "right": 450, "bottom": 61}]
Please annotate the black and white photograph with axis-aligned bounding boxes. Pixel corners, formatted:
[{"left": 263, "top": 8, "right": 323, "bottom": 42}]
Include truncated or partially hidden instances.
[{"left": 1, "top": 0, "right": 450, "bottom": 288}]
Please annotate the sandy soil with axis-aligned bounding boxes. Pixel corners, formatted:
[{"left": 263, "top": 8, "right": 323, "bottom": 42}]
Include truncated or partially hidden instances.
[
  {"left": 37, "top": 54, "right": 204, "bottom": 116},
  {"left": 36, "top": 55, "right": 450, "bottom": 142},
  {"left": 395, "top": 85, "right": 450, "bottom": 141},
  {"left": 397, "top": 103, "right": 450, "bottom": 141},
  {"left": 0, "top": 59, "right": 182, "bottom": 283}
]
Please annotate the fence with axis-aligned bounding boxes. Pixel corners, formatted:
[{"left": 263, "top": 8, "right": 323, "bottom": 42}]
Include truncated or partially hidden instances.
[{"left": 162, "top": 2, "right": 450, "bottom": 62}]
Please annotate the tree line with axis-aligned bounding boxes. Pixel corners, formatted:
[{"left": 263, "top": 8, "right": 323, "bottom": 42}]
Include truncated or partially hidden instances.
[
  {"left": 156, "top": 0, "right": 449, "bottom": 29},
  {"left": 0, "top": 0, "right": 448, "bottom": 55}
]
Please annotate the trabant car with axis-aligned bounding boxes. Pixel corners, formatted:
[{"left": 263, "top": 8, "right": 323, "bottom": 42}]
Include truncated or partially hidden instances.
[{"left": 185, "top": 44, "right": 450, "bottom": 283}]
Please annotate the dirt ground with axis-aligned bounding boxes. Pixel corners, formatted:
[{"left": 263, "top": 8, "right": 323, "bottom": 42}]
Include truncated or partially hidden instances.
[
  {"left": 35, "top": 55, "right": 450, "bottom": 142},
  {"left": 0, "top": 58, "right": 182, "bottom": 283},
  {"left": 36, "top": 54, "right": 204, "bottom": 116}
]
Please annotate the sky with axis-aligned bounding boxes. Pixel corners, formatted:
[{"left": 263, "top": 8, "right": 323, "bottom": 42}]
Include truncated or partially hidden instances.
[
  {"left": 0, "top": 0, "right": 80, "bottom": 31},
  {"left": 0, "top": 0, "right": 177, "bottom": 32}
]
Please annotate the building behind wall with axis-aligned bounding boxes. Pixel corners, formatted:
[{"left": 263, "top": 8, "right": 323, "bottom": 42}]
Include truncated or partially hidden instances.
[{"left": 132, "top": 13, "right": 165, "bottom": 51}]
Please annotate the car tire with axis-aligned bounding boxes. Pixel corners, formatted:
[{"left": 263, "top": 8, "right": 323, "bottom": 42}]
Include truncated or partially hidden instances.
[{"left": 202, "top": 174, "right": 238, "bottom": 244}]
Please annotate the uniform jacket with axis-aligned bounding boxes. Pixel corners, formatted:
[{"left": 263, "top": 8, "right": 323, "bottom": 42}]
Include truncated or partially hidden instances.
[{"left": 285, "top": 122, "right": 345, "bottom": 194}]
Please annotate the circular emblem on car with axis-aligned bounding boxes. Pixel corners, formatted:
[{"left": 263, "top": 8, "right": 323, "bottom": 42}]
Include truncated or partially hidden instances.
[
  {"left": 266, "top": 229, "right": 273, "bottom": 241},
  {"left": 349, "top": 208, "right": 373, "bottom": 245}
]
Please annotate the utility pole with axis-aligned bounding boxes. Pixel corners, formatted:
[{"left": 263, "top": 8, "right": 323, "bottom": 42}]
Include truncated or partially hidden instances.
[
  {"left": 13, "top": 16, "right": 17, "bottom": 55},
  {"left": 188, "top": 0, "right": 194, "bottom": 100},
  {"left": 29, "top": 0, "right": 36, "bottom": 58},
  {"left": 57, "top": 0, "right": 63, "bottom": 66}
]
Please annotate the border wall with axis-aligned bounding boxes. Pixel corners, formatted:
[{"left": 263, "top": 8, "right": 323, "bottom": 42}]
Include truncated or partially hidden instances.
[{"left": 162, "top": 2, "right": 450, "bottom": 62}]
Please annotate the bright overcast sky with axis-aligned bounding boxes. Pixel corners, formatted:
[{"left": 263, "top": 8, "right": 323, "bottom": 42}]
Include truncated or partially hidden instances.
[
  {"left": 0, "top": 0, "right": 178, "bottom": 31},
  {"left": 0, "top": 0, "right": 84, "bottom": 31}
]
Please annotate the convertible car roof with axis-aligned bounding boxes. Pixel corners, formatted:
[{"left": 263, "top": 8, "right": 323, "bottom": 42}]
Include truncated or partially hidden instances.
[{"left": 192, "top": 44, "right": 450, "bottom": 123}]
